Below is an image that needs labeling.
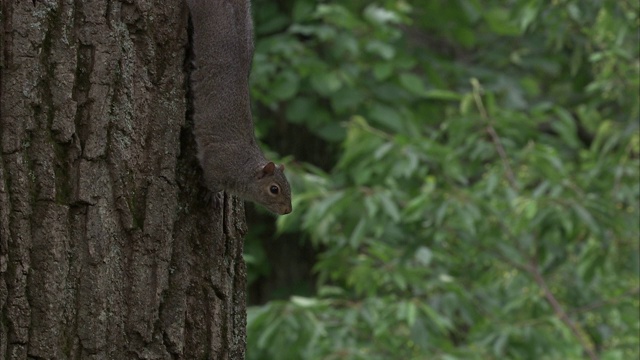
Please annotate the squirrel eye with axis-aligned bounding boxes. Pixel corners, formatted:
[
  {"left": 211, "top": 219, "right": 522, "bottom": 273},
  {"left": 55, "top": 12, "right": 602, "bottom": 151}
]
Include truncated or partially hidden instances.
[{"left": 269, "top": 185, "right": 279, "bottom": 195}]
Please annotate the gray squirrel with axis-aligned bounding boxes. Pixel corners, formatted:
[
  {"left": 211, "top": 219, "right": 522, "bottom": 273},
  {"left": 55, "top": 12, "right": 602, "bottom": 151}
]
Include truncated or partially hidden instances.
[{"left": 187, "top": 0, "right": 292, "bottom": 215}]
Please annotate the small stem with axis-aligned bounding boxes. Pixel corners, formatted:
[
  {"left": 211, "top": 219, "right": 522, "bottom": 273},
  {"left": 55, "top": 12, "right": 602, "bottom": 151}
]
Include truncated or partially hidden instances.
[
  {"left": 570, "top": 287, "right": 640, "bottom": 315},
  {"left": 470, "top": 79, "right": 519, "bottom": 191},
  {"left": 470, "top": 79, "right": 601, "bottom": 359},
  {"left": 529, "top": 259, "right": 600, "bottom": 360}
]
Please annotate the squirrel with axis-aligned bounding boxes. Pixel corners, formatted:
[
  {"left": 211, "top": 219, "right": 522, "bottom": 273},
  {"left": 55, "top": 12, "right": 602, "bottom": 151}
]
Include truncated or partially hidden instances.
[{"left": 186, "top": 0, "right": 292, "bottom": 215}]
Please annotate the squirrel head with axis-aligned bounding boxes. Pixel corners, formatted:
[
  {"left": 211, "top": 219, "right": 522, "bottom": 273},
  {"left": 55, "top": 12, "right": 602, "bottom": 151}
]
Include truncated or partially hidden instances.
[{"left": 248, "top": 162, "right": 292, "bottom": 215}]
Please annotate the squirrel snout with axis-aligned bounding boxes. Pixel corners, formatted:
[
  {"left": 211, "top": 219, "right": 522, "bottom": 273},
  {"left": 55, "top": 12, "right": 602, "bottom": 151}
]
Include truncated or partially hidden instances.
[{"left": 281, "top": 205, "right": 292, "bottom": 215}]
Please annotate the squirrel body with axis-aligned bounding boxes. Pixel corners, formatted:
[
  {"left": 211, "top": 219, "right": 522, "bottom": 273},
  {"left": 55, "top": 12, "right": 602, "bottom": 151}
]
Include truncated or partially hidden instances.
[{"left": 187, "top": 0, "right": 292, "bottom": 215}]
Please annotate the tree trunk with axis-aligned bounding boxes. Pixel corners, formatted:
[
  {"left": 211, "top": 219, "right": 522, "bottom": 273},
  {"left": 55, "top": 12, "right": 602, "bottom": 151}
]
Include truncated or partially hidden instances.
[{"left": 0, "top": 1, "right": 247, "bottom": 359}]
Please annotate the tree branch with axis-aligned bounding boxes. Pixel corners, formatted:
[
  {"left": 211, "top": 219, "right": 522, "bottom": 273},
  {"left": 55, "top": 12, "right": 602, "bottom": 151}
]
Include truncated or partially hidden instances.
[{"left": 529, "top": 259, "right": 600, "bottom": 360}]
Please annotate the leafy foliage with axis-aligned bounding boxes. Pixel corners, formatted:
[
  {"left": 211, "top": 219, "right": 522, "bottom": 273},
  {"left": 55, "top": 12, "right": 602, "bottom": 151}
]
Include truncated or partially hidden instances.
[{"left": 247, "top": 0, "right": 639, "bottom": 359}]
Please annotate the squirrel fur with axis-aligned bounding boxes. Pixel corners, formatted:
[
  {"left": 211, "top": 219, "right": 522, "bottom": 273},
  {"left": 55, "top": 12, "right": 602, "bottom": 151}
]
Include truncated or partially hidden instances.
[{"left": 187, "top": 0, "right": 292, "bottom": 215}]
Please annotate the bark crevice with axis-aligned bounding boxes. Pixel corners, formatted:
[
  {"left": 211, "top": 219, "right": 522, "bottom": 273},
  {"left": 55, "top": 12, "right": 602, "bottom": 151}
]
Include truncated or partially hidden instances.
[{"left": 1, "top": 1, "right": 247, "bottom": 359}]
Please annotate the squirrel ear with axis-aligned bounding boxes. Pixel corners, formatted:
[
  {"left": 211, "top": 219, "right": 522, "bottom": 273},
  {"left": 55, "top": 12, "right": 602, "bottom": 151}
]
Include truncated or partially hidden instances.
[
  {"left": 278, "top": 164, "right": 285, "bottom": 171},
  {"left": 261, "top": 162, "right": 276, "bottom": 177}
]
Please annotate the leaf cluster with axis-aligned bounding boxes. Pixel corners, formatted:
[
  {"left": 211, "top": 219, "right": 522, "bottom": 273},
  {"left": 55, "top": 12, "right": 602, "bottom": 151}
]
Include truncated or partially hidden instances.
[{"left": 247, "top": 1, "right": 640, "bottom": 359}]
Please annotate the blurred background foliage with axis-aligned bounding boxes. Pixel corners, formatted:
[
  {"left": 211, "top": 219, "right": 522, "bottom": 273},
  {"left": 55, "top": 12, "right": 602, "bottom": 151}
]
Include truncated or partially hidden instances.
[{"left": 243, "top": 0, "right": 639, "bottom": 359}]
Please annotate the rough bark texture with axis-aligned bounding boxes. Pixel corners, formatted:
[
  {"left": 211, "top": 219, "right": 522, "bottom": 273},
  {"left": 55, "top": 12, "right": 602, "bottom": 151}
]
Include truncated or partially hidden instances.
[{"left": 0, "top": 1, "right": 247, "bottom": 359}]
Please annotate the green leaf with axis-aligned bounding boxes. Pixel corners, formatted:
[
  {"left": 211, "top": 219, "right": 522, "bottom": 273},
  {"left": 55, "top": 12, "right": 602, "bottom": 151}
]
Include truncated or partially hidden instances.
[
  {"left": 368, "top": 104, "right": 404, "bottom": 133},
  {"left": 484, "top": 7, "right": 522, "bottom": 36},
  {"left": 551, "top": 107, "right": 581, "bottom": 149},
  {"left": 330, "top": 87, "right": 365, "bottom": 113},
  {"left": 366, "top": 39, "right": 396, "bottom": 60},
  {"left": 399, "top": 73, "right": 427, "bottom": 96},
  {"left": 373, "top": 63, "right": 394, "bottom": 80},
  {"left": 378, "top": 192, "right": 400, "bottom": 222},
  {"left": 271, "top": 70, "right": 300, "bottom": 100},
  {"left": 415, "top": 247, "right": 433, "bottom": 266},
  {"left": 286, "top": 97, "right": 316, "bottom": 124},
  {"left": 310, "top": 71, "right": 343, "bottom": 95},
  {"left": 292, "top": 0, "right": 315, "bottom": 22},
  {"left": 291, "top": 296, "right": 320, "bottom": 308},
  {"left": 519, "top": 1, "right": 540, "bottom": 32},
  {"left": 363, "top": 4, "right": 401, "bottom": 25},
  {"left": 425, "top": 89, "right": 462, "bottom": 101},
  {"left": 571, "top": 202, "right": 601, "bottom": 235},
  {"left": 316, "top": 122, "right": 345, "bottom": 142},
  {"left": 349, "top": 218, "right": 367, "bottom": 247}
]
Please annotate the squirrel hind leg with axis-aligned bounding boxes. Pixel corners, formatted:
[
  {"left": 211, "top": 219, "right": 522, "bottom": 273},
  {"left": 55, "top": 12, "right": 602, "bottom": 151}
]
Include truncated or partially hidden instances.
[
  {"left": 202, "top": 188, "right": 225, "bottom": 210},
  {"left": 197, "top": 175, "right": 222, "bottom": 206}
]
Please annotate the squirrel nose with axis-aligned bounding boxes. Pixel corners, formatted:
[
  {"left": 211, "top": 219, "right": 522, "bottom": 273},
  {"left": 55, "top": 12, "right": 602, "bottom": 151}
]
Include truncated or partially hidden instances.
[{"left": 282, "top": 205, "right": 292, "bottom": 215}]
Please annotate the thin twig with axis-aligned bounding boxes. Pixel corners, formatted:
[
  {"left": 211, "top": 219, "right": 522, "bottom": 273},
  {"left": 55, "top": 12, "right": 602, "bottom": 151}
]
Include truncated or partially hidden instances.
[
  {"left": 470, "top": 79, "right": 519, "bottom": 190},
  {"left": 470, "top": 79, "right": 604, "bottom": 359},
  {"left": 570, "top": 287, "right": 640, "bottom": 315},
  {"left": 529, "top": 258, "right": 600, "bottom": 360}
]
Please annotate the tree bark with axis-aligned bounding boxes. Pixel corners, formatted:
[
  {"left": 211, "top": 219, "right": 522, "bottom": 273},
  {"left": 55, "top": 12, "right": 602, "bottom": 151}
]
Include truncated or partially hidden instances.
[{"left": 0, "top": 1, "right": 247, "bottom": 359}]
